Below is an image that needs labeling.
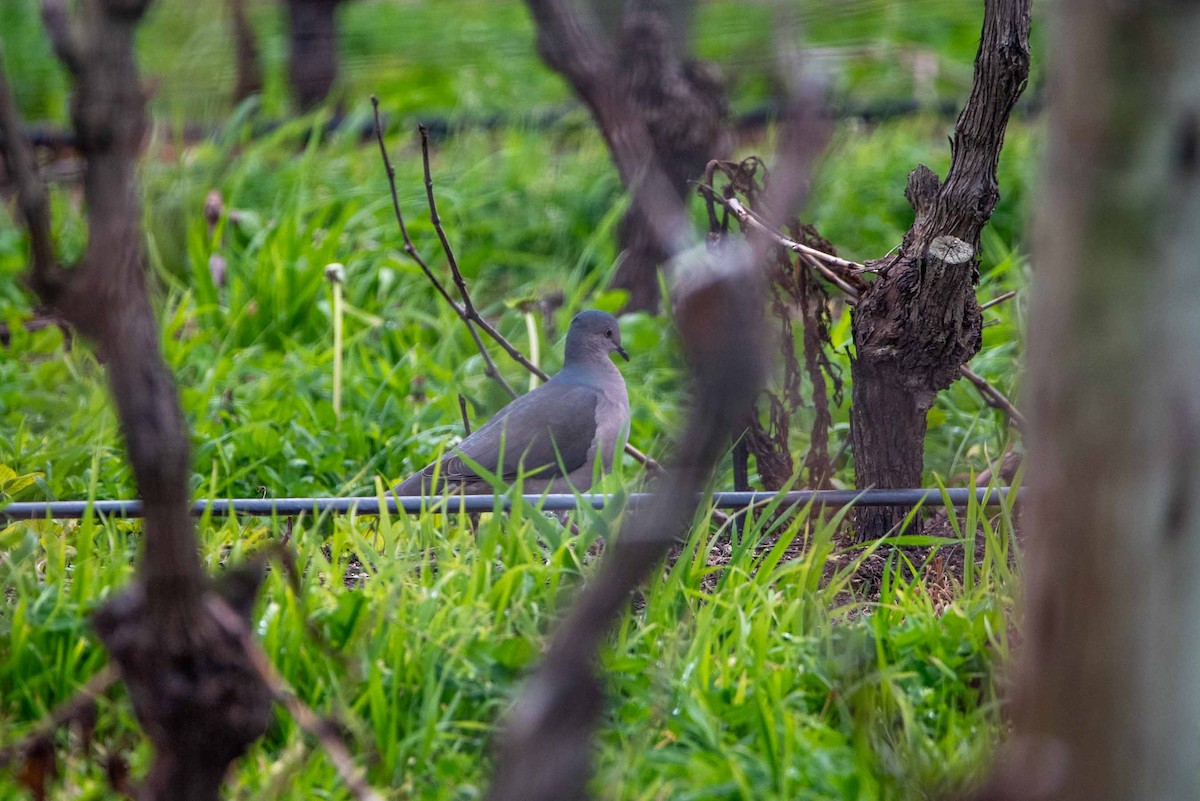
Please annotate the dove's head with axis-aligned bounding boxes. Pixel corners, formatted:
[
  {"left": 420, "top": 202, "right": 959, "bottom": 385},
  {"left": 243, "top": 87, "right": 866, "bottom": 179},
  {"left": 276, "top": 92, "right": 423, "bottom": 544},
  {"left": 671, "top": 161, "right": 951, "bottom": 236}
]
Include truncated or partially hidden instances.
[{"left": 564, "top": 310, "right": 628, "bottom": 365}]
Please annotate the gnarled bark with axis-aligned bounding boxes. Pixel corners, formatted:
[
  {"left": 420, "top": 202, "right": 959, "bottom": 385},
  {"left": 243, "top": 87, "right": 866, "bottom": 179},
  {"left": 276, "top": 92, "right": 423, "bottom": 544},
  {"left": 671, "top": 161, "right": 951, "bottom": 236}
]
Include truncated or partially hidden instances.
[
  {"left": 0, "top": 2, "right": 272, "bottom": 798},
  {"left": 537, "top": 0, "right": 729, "bottom": 313},
  {"left": 850, "top": 0, "right": 1030, "bottom": 540}
]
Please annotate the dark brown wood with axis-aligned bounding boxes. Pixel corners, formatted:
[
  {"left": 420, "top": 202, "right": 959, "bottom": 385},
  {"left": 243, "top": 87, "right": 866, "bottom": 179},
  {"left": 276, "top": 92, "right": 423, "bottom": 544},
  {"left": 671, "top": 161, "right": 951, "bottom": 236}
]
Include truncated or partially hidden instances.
[
  {"left": 610, "top": 9, "right": 727, "bottom": 312},
  {"left": 530, "top": 0, "right": 728, "bottom": 312},
  {"left": 286, "top": 0, "right": 348, "bottom": 111},
  {"left": 0, "top": 313, "right": 69, "bottom": 347},
  {"left": 0, "top": 2, "right": 272, "bottom": 798},
  {"left": 977, "top": 3, "right": 1200, "bottom": 801},
  {"left": 229, "top": 0, "right": 263, "bottom": 103},
  {"left": 849, "top": 0, "right": 1030, "bottom": 540}
]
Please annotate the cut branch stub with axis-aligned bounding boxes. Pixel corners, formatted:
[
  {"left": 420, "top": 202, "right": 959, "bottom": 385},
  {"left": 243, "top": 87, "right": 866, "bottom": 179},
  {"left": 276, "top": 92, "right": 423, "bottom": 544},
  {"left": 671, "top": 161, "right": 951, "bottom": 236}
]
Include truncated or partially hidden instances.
[
  {"left": 928, "top": 235, "right": 975, "bottom": 265},
  {"left": 849, "top": 0, "right": 1031, "bottom": 541}
]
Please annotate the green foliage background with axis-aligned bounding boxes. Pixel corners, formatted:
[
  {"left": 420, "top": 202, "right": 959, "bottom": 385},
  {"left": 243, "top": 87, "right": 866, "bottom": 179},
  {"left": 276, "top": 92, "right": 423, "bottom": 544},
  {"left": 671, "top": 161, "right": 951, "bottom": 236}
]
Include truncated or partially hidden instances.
[{"left": 0, "top": 1, "right": 1035, "bottom": 798}]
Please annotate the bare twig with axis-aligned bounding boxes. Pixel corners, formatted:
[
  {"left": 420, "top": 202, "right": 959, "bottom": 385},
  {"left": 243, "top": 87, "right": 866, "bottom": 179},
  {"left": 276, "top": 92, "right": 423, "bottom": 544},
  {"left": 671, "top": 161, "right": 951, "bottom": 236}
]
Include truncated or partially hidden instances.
[
  {"left": 415, "top": 123, "right": 559, "bottom": 386},
  {"left": 725, "top": 196, "right": 866, "bottom": 274},
  {"left": 209, "top": 598, "right": 384, "bottom": 801},
  {"left": 0, "top": 666, "right": 118, "bottom": 769},
  {"left": 369, "top": 99, "right": 460, "bottom": 312},
  {"left": 272, "top": 687, "right": 381, "bottom": 801},
  {"left": 418, "top": 124, "right": 481, "bottom": 330},
  {"left": 958, "top": 365, "right": 1027, "bottom": 431},
  {"left": 457, "top": 393, "right": 472, "bottom": 436},
  {"left": 699, "top": 187, "right": 865, "bottom": 299},
  {"left": 980, "top": 289, "right": 1017, "bottom": 310},
  {"left": 0, "top": 313, "right": 70, "bottom": 346},
  {"left": 413, "top": 123, "right": 519, "bottom": 397},
  {"left": 369, "top": 98, "right": 516, "bottom": 398},
  {"left": 371, "top": 100, "right": 661, "bottom": 472}
]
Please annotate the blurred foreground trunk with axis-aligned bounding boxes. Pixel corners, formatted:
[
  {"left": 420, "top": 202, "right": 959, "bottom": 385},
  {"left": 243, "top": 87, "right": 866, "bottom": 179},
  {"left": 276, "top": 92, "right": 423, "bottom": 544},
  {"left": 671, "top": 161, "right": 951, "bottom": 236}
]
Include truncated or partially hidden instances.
[
  {"left": 989, "top": 4, "right": 1200, "bottom": 801},
  {"left": 850, "top": 0, "right": 1030, "bottom": 539}
]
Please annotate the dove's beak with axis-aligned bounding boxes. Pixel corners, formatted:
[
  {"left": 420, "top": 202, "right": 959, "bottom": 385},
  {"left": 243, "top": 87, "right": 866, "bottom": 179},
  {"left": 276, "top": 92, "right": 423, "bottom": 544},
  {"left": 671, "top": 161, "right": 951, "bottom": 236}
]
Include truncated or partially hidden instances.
[{"left": 616, "top": 345, "right": 630, "bottom": 362}]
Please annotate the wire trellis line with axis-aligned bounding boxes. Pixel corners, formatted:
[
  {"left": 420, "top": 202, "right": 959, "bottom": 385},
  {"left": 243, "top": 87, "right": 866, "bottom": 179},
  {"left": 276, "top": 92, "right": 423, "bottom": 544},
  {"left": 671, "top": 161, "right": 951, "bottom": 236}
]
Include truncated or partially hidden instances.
[{"left": 0, "top": 488, "right": 1019, "bottom": 521}]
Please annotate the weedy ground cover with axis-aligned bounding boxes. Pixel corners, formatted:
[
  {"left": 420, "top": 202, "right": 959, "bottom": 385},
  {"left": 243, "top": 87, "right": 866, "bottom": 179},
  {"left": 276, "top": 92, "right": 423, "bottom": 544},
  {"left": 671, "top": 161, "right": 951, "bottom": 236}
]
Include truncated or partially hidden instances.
[{"left": 1, "top": 1, "right": 1034, "bottom": 796}]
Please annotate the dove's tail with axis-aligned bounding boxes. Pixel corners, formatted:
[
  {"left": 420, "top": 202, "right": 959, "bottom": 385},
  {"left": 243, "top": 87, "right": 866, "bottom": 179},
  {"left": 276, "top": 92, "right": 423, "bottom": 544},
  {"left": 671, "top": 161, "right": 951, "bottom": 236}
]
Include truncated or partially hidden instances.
[{"left": 392, "top": 467, "right": 435, "bottom": 497}]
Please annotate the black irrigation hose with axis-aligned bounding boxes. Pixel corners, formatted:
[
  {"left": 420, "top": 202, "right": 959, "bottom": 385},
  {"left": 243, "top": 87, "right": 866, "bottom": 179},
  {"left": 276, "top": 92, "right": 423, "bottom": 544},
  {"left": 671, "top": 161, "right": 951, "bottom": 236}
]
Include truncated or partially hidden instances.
[
  {"left": 0, "top": 487, "right": 1018, "bottom": 521},
  {"left": 9, "top": 91, "right": 1045, "bottom": 153}
]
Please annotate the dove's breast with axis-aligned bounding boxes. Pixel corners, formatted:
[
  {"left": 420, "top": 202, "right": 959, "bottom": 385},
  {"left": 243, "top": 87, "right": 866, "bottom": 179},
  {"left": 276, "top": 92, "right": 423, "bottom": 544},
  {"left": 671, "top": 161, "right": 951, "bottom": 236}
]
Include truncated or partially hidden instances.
[{"left": 589, "top": 377, "right": 630, "bottom": 473}]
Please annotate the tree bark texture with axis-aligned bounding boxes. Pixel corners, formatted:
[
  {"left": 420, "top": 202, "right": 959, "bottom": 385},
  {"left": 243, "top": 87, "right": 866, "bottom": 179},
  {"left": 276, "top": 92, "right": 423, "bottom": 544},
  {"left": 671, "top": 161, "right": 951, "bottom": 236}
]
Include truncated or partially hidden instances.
[
  {"left": 555, "top": 0, "right": 729, "bottom": 312},
  {"left": 286, "top": 0, "right": 347, "bottom": 111},
  {"left": 850, "top": 0, "right": 1030, "bottom": 539},
  {"left": 525, "top": 0, "right": 696, "bottom": 264},
  {"left": 0, "top": 2, "right": 272, "bottom": 798},
  {"left": 989, "top": 4, "right": 1200, "bottom": 801}
]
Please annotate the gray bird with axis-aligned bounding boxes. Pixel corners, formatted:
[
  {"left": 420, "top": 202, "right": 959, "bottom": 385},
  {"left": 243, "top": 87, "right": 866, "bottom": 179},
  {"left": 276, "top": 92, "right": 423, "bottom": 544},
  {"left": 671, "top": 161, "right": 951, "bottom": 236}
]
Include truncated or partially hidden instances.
[{"left": 394, "top": 310, "right": 631, "bottom": 496}]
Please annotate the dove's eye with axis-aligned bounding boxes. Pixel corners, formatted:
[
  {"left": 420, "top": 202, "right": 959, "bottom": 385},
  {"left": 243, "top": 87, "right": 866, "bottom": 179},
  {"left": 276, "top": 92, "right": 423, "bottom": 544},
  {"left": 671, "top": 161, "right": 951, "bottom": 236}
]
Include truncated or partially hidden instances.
[{"left": 605, "top": 328, "right": 613, "bottom": 338}]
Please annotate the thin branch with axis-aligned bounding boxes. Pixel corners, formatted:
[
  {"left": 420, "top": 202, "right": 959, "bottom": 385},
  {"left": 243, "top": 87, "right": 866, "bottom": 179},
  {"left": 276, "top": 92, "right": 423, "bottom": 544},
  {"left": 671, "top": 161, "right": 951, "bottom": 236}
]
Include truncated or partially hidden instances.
[
  {"left": 0, "top": 313, "right": 69, "bottom": 346},
  {"left": 958, "top": 365, "right": 1027, "bottom": 431},
  {"left": 418, "top": 123, "right": 479, "bottom": 326},
  {"left": 980, "top": 289, "right": 1016, "bottom": 310},
  {"left": 372, "top": 100, "right": 661, "bottom": 472},
  {"left": 415, "top": 123, "right": 549, "bottom": 382},
  {"left": 0, "top": 666, "right": 118, "bottom": 769},
  {"left": 370, "top": 97, "right": 516, "bottom": 398},
  {"left": 725, "top": 196, "right": 865, "bottom": 272},
  {"left": 457, "top": 393, "right": 472, "bottom": 436},
  {"left": 369, "top": 98, "right": 463, "bottom": 314},
  {"left": 412, "top": 123, "right": 518, "bottom": 397},
  {"left": 696, "top": 188, "right": 864, "bottom": 299}
]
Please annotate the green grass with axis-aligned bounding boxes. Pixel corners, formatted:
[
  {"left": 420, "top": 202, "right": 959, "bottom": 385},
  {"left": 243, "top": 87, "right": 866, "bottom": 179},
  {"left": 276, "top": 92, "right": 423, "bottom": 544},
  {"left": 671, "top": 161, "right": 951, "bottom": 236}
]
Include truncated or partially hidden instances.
[
  {"left": 2, "top": 0, "right": 1040, "bottom": 124},
  {"left": 0, "top": 111, "right": 1033, "bottom": 502},
  {"left": 0, "top": 483, "right": 1019, "bottom": 799},
  {"left": 0, "top": 0, "right": 1035, "bottom": 797},
  {"left": 0, "top": 115, "right": 1031, "bottom": 799}
]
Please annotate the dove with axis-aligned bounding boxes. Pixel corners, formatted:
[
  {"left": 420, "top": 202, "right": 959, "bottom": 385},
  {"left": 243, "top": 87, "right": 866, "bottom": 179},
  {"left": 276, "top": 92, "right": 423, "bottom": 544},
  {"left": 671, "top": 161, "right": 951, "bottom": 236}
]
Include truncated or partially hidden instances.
[{"left": 394, "top": 310, "right": 631, "bottom": 495}]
